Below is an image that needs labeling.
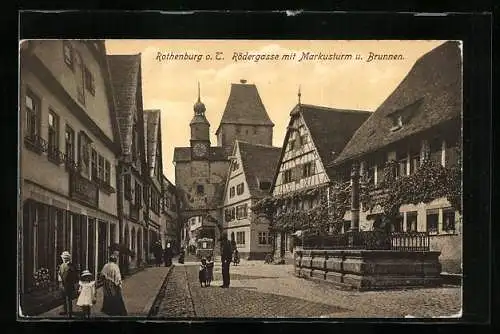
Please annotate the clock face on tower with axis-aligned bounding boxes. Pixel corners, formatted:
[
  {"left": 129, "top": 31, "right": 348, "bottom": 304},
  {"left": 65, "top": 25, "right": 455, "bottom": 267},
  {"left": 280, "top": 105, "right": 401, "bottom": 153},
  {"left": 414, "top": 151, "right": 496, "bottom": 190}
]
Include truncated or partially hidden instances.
[{"left": 193, "top": 142, "right": 208, "bottom": 158}]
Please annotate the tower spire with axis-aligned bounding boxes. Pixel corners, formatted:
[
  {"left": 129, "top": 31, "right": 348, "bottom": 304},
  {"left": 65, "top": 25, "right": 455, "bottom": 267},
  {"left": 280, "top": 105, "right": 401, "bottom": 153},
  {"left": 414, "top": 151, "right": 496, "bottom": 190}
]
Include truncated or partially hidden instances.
[
  {"left": 298, "top": 84, "right": 302, "bottom": 105},
  {"left": 197, "top": 81, "right": 201, "bottom": 102}
]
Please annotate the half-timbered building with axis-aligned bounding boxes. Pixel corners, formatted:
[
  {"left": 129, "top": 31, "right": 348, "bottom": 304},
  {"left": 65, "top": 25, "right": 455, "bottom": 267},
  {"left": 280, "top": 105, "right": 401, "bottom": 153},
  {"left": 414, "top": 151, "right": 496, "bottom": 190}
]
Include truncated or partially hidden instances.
[
  {"left": 271, "top": 102, "right": 371, "bottom": 261},
  {"left": 222, "top": 141, "right": 281, "bottom": 259},
  {"left": 20, "top": 40, "right": 121, "bottom": 312},
  {"left": 330, "top": 41, "right": 462, "bottom": 273},
  {"left": 108, "top": 54, "right": 150, "bottom": 270}
]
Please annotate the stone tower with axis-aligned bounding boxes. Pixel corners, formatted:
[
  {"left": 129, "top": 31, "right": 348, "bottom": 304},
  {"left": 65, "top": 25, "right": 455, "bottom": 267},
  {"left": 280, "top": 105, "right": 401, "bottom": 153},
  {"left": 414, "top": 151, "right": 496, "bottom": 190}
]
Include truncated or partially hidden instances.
[{"left": 215, "top": 79, "right": 274, "bottom": 154}]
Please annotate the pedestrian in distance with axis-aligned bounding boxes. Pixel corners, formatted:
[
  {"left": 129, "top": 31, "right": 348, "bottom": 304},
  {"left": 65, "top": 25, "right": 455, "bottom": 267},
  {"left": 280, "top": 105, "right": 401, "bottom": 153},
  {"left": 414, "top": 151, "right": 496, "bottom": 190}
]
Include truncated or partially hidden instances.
[
  {"left": 76, "top": 270, "right": 97, "bottom": 319},
  {"left": 220, "top": 232, "right": 232, "bottom": 288},
  {"left": 58, "top": 251, "right": 78, "bottom": 318},
  {"left": 205, "top": 255, "right": 214, "bottom": 287},
  {"left": 199, "top": 258, "right": 208, "bottom": 287},
  {"left": 178, "top": 247, "right": 185, "bottom": 264},
  {"left": 164, "top": 242, "right": 173, "bottom": 267},
  {"left": 233, "top": 249, "right": 240, "bottom": 266},
  {"left": 100, "top": 252, "right": 128, "bottom": 316}
]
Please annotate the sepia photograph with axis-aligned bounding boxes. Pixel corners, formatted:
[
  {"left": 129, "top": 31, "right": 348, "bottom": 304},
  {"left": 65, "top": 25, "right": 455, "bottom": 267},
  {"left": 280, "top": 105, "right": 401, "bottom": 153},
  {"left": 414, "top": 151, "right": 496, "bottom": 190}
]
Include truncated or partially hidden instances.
[{"left": 18, "top": 39, "right": 463, "bottom": 320}]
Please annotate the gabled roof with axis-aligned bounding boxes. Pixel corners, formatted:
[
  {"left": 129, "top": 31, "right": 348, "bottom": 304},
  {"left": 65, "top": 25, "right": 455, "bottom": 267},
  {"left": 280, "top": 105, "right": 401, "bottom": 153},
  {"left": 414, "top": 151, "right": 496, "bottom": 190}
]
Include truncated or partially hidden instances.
[
  {"left": 173, "top": 146, "right": 228, "bottom": 162},
  {"left": 216, "top": 83, "right": 274, "bottom": 134},
  {"left": 271, "top": 104, "right": 371, "bottom": 188},
  {"left": 107, "top": 54, "right": 141, "bottom": 156},
  {"left": 333, "top": 41, "right": 462, "bottom": 164},
  {"left": 144, "top": 109, "right": 161, "bottom": 175},
  {"left": 299, "top": 104, "right": 371, "bottom": 168},
  {"left": 237, "top": 141, "right": 282, "bottom": 198}
]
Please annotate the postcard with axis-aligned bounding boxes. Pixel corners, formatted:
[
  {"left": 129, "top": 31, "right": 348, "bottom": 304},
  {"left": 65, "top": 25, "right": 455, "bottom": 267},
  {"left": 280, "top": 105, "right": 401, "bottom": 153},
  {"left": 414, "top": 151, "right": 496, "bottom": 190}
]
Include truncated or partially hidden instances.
[{"left": 18, "top": 39, "right": 462, "bottom": 319}]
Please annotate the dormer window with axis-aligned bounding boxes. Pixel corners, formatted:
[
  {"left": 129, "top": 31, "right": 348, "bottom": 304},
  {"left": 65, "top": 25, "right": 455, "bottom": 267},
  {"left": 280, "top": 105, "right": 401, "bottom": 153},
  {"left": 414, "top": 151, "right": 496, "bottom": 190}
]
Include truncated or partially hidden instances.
[
  {"left": 390, "top": 114, "right": 403, "bottom": 132},
  {"left": 388, "top": 99, "right": 422, "bottom": 132}
]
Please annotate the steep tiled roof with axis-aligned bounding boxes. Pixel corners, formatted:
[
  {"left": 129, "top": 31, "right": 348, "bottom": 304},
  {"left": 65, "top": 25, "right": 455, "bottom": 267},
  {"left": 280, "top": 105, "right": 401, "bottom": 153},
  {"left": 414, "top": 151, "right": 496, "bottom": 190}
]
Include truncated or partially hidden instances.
[
  {"left": 162, "top": 175, "right": 176, "bottom": 193},
  {"left": 297, "top": 104, "right": 371, "bottom": 171},
  {"left": 144, "top": 109, "right": 161, "bottom": 175},
  {"left": 216, "top": 83, "right": 274, "bottom": 134},
  {"left": 237, "top": 141, "right": 282, "bottom": 198},
  {"left": 333, "top": 41, "right": 461, "bottom": 164},
  {"left": 107, "top": 54, "right": 141, "bottom": 156},
  {"left": 173, "top": 146, "right": 228, "bottom": 162}
]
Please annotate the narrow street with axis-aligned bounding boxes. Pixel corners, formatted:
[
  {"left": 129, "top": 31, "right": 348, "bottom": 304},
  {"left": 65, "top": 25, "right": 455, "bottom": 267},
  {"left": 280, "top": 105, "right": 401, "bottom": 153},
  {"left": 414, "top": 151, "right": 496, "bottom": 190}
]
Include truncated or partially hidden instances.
[
  {"left": 37, "top": 257, "right": 461, "bottom": 319},
  {"left": 150, "top": 258, "right": 462, "bottom": 319}
]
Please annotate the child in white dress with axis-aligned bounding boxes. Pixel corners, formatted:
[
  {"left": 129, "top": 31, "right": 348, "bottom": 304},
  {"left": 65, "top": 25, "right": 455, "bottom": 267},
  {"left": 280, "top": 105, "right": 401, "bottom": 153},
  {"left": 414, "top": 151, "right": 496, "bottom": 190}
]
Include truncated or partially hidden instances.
[{"left": 76, "top": 270, "right": 97, "bottom": 319}]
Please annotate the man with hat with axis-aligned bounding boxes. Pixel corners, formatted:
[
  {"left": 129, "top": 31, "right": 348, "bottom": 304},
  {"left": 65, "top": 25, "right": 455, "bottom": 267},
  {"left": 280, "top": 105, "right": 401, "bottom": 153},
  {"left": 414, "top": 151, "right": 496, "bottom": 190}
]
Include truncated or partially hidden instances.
[
  {"left": 220, "top": 232, "right": 232, "bottom": 288},
  {"left": 58, "top": 251, "right": 78, "bottom": 317}
]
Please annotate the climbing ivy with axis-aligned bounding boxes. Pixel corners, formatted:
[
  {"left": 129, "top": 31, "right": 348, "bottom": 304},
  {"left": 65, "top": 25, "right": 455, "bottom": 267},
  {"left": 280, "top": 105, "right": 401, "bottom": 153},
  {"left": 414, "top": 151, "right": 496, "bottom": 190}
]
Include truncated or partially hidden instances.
[
  {"left": 252, "top": 156, "right": 462, "bottom": 234},
  {"left": 381, "top": 158, "right": 462, "bottom": 218}
]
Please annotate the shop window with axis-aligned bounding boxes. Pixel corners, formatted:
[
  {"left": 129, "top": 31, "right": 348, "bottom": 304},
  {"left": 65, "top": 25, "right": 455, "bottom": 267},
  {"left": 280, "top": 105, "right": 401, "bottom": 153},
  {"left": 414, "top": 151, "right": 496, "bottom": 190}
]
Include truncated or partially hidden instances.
[
  {"left": 426, "top": 209, "right": 439, "bottom": 234},
  {"left": 442, "top": 208, "right": 456, "bottom": 233}
]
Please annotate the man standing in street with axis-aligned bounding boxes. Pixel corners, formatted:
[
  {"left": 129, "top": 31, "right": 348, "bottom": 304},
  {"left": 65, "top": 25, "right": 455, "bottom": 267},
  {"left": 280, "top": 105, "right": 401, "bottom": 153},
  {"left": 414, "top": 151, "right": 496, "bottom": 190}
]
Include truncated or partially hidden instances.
[
  {"left": 220, "top": 232, "right": 232, "bottom": 288},
  {"left": 58, "top": 251, "right": 78, "bottom": 318}
]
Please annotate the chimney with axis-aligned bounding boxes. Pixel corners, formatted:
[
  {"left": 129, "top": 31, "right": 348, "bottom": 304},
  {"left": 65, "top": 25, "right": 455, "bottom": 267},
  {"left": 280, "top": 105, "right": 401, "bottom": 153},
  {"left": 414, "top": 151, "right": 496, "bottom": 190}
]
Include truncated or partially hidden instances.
[{"left": 240, "top": 79, "right": 247, "bottom": 84}]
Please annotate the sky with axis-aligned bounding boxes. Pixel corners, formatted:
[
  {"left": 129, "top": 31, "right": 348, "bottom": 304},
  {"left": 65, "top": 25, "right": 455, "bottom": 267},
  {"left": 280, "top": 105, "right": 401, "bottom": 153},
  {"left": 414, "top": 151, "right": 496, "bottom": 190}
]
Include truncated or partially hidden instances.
[{"left": 105, "top": 40, "right": 445, "bottom": 183}]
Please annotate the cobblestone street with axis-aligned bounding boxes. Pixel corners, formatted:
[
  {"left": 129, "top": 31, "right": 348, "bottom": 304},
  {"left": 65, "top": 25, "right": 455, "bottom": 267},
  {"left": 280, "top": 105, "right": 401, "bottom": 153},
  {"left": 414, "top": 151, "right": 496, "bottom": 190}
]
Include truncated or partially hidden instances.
[{"left": 152, "top": 259, "right": 462, "bottom": 319}]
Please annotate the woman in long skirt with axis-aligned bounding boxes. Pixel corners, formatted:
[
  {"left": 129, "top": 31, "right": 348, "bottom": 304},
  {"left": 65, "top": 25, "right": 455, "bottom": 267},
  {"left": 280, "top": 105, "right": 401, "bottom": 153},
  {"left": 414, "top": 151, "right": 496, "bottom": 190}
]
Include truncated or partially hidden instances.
[{"left": 100, "top": 253, "right": 128, "bottom": 316}]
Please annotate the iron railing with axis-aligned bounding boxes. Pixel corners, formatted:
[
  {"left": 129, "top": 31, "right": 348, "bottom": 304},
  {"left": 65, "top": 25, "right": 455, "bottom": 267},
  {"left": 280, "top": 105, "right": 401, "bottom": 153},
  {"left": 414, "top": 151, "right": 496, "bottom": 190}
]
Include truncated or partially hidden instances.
[
  {"left": 24, "top": 134, "right": 48, "bottom": 153},
  {"left": 302, "top": 231, "right": 430, "bottom": 252}
]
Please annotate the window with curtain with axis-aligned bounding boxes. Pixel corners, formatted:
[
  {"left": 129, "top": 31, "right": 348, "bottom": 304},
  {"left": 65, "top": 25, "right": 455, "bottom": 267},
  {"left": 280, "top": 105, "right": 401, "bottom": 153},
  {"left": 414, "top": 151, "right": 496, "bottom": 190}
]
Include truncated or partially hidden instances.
[{"left": 25, "top": 90, "right": 41, "bottom": 139}]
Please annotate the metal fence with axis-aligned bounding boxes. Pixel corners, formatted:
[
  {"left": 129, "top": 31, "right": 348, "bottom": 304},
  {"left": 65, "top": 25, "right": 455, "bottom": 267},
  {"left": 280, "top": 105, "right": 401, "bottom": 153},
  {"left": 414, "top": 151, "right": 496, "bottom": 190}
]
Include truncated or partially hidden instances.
[{"left": 302, "top": 231, "right": 429, "bottom": 252}]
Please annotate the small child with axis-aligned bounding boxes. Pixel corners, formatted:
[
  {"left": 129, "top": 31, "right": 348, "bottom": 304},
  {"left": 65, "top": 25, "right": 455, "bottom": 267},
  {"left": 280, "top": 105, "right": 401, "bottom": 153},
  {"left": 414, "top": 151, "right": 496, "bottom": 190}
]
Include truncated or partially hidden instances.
[
  {"left": 205, "top": 255, "right": 214, "bottom": 287},
  {"left": 199, "top": 258, "right": 208, "bottom": 287},
  {"left": 76, "top": 270, "right": 97, "bottom": 319}
]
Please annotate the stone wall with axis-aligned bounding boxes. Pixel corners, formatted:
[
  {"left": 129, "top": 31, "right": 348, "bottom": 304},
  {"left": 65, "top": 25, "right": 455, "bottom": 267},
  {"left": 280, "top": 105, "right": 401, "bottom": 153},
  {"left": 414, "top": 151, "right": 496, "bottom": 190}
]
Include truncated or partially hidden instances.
[{"left": 295, "top": 249, "right": 442, "bottom": 291}]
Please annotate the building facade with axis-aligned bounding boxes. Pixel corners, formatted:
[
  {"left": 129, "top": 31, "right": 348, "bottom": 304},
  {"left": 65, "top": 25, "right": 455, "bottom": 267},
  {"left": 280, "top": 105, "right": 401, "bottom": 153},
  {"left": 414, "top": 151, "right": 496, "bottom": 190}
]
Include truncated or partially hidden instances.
[
  {"left": 20, "top": 40, "right": 121, "bottom": 298},
  {"left": 108, "top": 54, "right": 151, "bottom": 270},
  {"left": 331, "top": 41, "right": 462, "bottom": 274},
  {"left": 222, "top": 141, "right": 281, "bottom": 259},
  {"left": 175, "top": 81, "right": 275, "bottom": 252},
  {"left": 144, "top": 109, "right": 163, "bottom": 256},
  {"left": 162, "top": 176, "right": 180, "bottom": 251},
  {"left": 271, "top": 103, "right": 370, "bottom": 260}
]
